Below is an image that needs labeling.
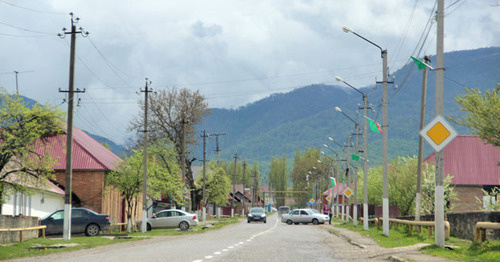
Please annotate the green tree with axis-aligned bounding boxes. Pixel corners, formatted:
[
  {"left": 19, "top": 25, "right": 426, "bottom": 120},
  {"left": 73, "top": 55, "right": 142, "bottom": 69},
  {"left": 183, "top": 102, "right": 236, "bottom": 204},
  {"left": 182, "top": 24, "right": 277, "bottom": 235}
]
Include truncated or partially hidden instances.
[
  {"left": 0, "top": 92, "right": 63, "bottom": 212},
  {"left": 107, "top": 140, "right": 181, "bottom": 232},
  {"left": 291, "top": 147, "right": 327, "bottom": 208},
  {"left": 450, "top": 86, "right": 500, "bottom": 146},
  {"left": 358, "top": 156, "right": 456, "bottom": 216},
  {"left": 196, "top": 161, "right": 231, "bottom": 206},
  {"left": 268, "top": 155, "right": 289, "bottom": 207}
]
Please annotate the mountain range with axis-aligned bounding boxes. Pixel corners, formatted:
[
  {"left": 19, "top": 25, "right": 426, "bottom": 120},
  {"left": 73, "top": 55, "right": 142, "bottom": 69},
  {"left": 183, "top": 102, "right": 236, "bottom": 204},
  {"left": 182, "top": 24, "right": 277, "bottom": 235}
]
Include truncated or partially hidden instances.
[{"left": 193, "top": 47, "right": 499, "bottom": 179}]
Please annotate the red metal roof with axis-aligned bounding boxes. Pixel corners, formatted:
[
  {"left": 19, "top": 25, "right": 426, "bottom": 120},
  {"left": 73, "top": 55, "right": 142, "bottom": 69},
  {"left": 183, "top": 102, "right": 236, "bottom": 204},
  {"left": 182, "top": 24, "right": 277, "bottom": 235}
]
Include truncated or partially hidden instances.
[
  {"left": 424, "top": 135, "right": 500, "bottom": 186},
  {"left": 39, "top": 126, "right": 122, "bottom": 171}
]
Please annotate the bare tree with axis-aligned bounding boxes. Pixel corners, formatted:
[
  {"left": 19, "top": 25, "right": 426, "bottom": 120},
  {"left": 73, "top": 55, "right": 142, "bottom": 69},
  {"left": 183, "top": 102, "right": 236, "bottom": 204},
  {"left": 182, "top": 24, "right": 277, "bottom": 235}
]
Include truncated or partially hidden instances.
[{"left": 130, "top": 87, "right": 210, "bottom": 210}]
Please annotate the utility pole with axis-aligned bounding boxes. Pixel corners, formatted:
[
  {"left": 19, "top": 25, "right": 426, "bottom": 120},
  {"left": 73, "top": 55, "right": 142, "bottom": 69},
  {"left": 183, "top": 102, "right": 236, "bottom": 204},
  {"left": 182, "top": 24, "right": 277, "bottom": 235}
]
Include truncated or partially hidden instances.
[
  {"left": 140, "top": 78, "right": 152, "bottom": 233},
  {"left": 231, "top": 153, "right": 239, "bottom": 217},
  {"left": 416, "top": 55, "right": 431, "bottom": 221},
  {"left": 352, "top": 124, "right": 360, "bottom": 226},
  {"left": 201, "top": 129, "right": 209, "bottom": 220},
  {"left": 435, "top": 0, "right": 446, "bottom": 247},
  {"left": 180, "top": 116, "right": 188, "bottom": 211},
  {"left": 212, "top": 133, "right": 226, "bottom": 164},
  {"left": 251, "top": 170, "right": 257, "bottom": 207},
  {"left": 362, "top": 94, "right": 370, "bottom": 230},
  {"left": 242, "top": 160, "right": 247, "bottom": 215},
  {"left": 58, "top": 12, "right": 88, "bottom": 241},
  {"left": 345, "top": 136, "right": 352, "bottom": 222}
]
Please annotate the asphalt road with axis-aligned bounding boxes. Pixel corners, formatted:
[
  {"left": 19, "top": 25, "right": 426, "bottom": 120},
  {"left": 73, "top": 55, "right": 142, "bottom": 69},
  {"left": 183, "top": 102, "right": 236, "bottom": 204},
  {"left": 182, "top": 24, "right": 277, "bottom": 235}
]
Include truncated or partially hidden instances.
[{"left": 15, "top": 213, "right": 377, "bottom": 262}]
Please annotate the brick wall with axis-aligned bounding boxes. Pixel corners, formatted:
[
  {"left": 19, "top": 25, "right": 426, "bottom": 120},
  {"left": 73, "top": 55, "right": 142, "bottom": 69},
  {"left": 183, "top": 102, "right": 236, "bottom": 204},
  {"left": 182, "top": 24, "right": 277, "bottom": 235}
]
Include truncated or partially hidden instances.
[
  {"left": 55, "top": 170, "right": 105, "bottom": 214},
  {"left": 452, "top": 185, "right": 483, "bottom": 211}
]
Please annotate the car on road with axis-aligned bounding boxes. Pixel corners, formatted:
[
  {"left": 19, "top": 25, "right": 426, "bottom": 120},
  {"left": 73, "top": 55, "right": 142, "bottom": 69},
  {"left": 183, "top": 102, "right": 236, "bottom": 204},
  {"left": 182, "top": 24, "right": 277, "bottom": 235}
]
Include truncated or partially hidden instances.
[
  {"left": 40, "top": 208, "right": 111, "bottom": 236},
  {"left": 247, "top": 207, "right": 267, "bottom": 223},
  {"left": 281, "top": 208, "right": 330, "bottom": 225},
  {"left": 146, "top": 209, "right": 198, "bottom": 231}
]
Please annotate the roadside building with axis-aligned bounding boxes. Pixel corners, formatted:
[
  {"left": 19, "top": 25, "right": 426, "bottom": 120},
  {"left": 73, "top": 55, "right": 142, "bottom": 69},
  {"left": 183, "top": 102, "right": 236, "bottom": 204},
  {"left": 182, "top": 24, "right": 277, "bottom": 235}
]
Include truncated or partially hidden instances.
[{"left": 425, "top": 135, "right": 500, "bottom": 211}]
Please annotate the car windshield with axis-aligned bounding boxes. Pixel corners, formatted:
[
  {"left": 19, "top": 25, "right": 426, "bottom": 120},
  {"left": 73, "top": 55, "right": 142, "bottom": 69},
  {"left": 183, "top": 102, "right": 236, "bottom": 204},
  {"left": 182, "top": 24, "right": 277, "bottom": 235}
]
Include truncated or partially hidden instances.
[{"left": 250, "top": 208, "right": 264, "bottom": 214}]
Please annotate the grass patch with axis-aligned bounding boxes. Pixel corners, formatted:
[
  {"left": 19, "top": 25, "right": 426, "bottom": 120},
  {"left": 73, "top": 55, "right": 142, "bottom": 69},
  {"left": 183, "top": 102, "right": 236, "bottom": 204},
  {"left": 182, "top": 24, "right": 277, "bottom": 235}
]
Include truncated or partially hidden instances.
[
  {"left": 421, "top": 239, "right": 500, "bottom": 262},
  {"left": 0, "top": 217, "right": 240, "bottom": 260},
  {"left": 331, "top": 218, "right": 500, "bottom": 261},
  {"left": 0, "top": 235, "right": 139, "bottom": 260}
]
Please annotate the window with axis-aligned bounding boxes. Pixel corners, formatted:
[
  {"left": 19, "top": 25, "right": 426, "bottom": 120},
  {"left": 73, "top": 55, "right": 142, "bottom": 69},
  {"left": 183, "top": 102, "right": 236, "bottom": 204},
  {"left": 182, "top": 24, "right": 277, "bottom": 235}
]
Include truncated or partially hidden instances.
[
  {"left": 300, "top": 210, "right": 308, "bottom": 215},
  {"left": 50, "top": 211, "right": 64, "bottom": 220}
]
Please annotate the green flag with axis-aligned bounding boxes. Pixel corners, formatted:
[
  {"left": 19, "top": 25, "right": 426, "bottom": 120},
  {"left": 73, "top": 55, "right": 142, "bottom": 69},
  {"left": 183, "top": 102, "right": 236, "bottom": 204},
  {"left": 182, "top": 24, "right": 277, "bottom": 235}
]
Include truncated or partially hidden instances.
[
  {"left": 364, "top": 116, "right": 382, "bottom": 134},
  {"left": 341, "top": 177, "right": 345, "bottom": 183},
  {"left": 351, "top": 154, "right": 360, "bottom": 161},
  {"left": 411, "top": 56, "right": 427, "bottom": 70},
  {"left": 330, "top": 177, "right": 336, "bottom": 186}
]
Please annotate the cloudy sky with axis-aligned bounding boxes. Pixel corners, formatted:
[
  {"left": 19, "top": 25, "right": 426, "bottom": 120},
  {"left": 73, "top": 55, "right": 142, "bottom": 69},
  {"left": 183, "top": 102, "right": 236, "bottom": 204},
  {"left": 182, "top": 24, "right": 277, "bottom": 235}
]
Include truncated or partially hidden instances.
[{"left": 0, "top": 0, "right": 498, "bottom": 144}]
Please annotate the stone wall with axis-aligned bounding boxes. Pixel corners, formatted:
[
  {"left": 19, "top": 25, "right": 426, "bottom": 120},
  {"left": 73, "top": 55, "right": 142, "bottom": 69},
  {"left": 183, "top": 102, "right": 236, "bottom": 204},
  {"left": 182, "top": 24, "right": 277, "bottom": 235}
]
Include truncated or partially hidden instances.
[
  {"left": 0, "top": 215, "right": 39, "bottom": 243},
  {"left": 447, "top": 211, "right": 500, "bottom": 240},
  {"left": 398, "top": 211, "right": 500, "bottom": 240}
]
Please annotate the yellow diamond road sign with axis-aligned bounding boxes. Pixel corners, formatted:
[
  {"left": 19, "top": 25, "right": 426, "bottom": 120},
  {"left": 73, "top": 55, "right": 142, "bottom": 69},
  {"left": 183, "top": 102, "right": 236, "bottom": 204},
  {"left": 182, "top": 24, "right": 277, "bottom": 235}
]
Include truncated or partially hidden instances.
[
  {"left": 343, "top": 187, "right": 352, "bottom": 198},
  {"left": 420, "top": 115, "right": 457, "bottom": 152}
]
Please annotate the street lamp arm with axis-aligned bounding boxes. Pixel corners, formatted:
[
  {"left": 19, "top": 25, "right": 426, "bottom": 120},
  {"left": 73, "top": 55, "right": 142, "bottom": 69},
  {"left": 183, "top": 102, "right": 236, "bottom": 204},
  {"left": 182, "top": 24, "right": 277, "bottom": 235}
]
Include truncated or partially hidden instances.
[
  {"left": 336, "top": 76, "right": 365, "bottom": 97},
  {"left": 328, "top": 137, "right": 343, "bottom": 148},
  {"left": 340, "top": 111, "right": 357, "bottom": 126},
  {"left": 343, "top": 26, "right": 384, "bottom": 57}
]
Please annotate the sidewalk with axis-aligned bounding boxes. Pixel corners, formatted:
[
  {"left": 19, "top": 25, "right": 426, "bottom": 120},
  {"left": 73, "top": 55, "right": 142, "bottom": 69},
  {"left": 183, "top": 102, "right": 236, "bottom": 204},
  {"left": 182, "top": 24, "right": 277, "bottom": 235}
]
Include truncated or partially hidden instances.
[{"left": 322, "top": 222, "right": 457, "bottom": 262}]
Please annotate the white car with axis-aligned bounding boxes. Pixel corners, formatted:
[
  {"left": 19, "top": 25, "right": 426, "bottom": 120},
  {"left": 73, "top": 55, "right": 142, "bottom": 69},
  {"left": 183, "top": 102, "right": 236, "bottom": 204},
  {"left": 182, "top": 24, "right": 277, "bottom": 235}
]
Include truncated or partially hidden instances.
[
  {"left": 281, "top": 209, "right": 330, "bottom": 225},
  {"left": 146, "top": 209, "right": 198, "bottom": 231}
]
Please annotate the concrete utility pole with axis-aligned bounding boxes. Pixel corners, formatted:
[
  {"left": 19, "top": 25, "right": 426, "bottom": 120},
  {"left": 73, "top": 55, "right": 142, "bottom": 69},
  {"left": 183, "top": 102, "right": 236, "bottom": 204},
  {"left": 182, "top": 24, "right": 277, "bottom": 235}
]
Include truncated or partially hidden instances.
[
  {"left": 58, "top": 12, "right": 88, "bottom": 241},
  {"left": 251, "top": 170, "right": 257, "bottom": 207},
  {"left": 201, "top": 129, "right": 209, "bottom": 220},
  {"left": 231, "top": 153, "right": 238, "bottom": 217},
  {"left": 343, "top": 25, "right": 390, "bottom": 236},
  {"left": 180, "top": 116, "right": 189, "bottom": 211},
  {"left": 140, "top": 78, "right": 152, "bottom": 233},
  {"left": 352, "top": 124, "right": 360, "bottom": 226},
  {"left": 212, "top": 133, "right": 226, "bottom": 164},
  {"left": 435, "top": 0, "right": 446, "bottom": 247},
  {"left": 416, "top": 55, "right": 431, "bottom": 221}
]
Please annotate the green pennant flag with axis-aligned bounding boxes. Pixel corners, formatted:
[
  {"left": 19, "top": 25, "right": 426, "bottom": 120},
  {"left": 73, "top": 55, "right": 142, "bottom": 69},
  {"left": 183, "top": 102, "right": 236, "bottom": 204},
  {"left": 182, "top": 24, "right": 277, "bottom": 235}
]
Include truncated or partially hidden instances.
[
  {"left": 330, "top": 177, "right": 336, "bottom": 186},
  {"left": 351, "top": 154, "right": 360, "bottom": 161},
  {"left": 411, "top": 56, "right": 428, "bottom": 70},
  {"left": 341, "top": 177, "right": 345, "bottom": 183},
  {"left": 364, "top": 116, "right": 382, "bottom": 134}
]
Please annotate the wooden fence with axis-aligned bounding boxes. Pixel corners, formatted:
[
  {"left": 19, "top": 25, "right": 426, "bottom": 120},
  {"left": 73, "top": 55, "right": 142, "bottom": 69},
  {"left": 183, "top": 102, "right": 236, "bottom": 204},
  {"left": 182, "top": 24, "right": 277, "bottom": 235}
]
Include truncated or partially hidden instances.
[
  {"left": 0, "top": 225, "right": 46, "bottom": 243},
  {"left": 474, "top": 222, "right": 500, "bottom": 243},
  {"left": 374, "top": 218, "right": 450, "bottom": 239}
]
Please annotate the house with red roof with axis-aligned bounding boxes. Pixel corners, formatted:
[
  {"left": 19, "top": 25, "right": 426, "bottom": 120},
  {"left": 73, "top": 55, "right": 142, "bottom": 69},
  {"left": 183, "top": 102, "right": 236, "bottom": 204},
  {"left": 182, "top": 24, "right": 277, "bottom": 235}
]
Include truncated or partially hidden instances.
[
  {"left": 36, "top": 126, "right": 134, "bottom": 222},
  {"left": 425, "top": 135, "right": 500, "bottom": 211}
]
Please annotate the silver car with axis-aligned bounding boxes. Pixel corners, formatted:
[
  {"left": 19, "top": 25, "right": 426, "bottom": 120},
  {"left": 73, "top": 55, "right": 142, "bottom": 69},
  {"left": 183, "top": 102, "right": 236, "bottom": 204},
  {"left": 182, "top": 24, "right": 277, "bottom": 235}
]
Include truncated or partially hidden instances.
[
  {"left": 147, "top": 209, "right": 198, "bottom": 231},
  {"left": 281, "top": 209, "right": 329, "bottom": 225}
]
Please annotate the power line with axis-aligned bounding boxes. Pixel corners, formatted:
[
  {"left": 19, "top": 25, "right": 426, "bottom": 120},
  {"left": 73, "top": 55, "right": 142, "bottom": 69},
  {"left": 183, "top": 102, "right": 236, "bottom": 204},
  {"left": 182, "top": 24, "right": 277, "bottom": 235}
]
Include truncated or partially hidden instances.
[
  {"left": 0, "top": 0, "right": 67, "bottom": 15},
  {"left": 0, "top": 20, "right": 54, "bottom": 35}
]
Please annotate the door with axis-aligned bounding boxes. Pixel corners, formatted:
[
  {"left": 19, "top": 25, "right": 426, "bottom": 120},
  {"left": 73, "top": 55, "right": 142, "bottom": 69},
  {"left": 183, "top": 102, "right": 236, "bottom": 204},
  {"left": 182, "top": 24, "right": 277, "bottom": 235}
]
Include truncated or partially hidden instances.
[
  {"left": 150, "top": 210, "right": 171, "bottom": 228},
  {"left": 45, "top": 211, "right": 64, "bottom": 234},
  {"left": 71, "top": 209, "right": 90, "bottom": 234}
]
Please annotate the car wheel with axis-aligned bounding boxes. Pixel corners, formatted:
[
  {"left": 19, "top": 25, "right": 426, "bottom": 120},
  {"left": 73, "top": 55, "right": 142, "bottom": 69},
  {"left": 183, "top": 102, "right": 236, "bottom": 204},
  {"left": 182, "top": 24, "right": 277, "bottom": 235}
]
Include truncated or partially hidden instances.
[
  {"left": 294, "top": 223, "right": 299, "bottom": 225},
  {"left": 312, "top": 219, "right": 319, "bottom": 225},
  {"left": 179, "top": 221, "right": 190, "bottom": 231},
  {"left": 286, "top": 220, "right": 293, "bottom": 225},
  {"left": 264, "top": 220, "right": 267, "bottom": 223},
  {"left": 147, "top": 223, "right": 152, "bottom": 231},
  {"left": 85, "top": 223, "right": 100, "bottom": 236},
  {"left": 248, "top": 220, "right": 251, "bottom": 223}
]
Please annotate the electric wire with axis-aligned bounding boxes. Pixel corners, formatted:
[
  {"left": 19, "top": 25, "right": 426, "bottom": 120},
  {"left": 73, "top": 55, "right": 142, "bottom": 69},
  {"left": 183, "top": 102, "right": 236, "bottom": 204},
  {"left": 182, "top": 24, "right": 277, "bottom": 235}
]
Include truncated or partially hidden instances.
[
  {"left": 0, "top": 0, "right": 67, "bottom": 15},
  {"left": 0, "top": 20, "right": 54, "bottom": 35}
]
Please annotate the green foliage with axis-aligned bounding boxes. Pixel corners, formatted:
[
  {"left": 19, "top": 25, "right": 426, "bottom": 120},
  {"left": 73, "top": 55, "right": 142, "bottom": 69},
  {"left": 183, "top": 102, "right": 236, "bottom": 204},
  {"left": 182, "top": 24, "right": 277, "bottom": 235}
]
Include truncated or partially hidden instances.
[
  {"left": 107, "top": 139, "right": 181, "bottom": 232},
  {"left": 291, "top": 147, "right": 330, "bottom": 208},
  {"left": 475, "top": 186, "right": 500, "bottom": 211},
  {"left": 450, "top": 86, "right": 500, "bottom": 147},
  {"left": 196, "top": 161, "right": 231, "bottom": 206},
  {"left": 269, "top": 155, "right": 289, "bottom": 207},
  {"left": 0, "top": 91, "right": 64, "bottom": 204},
  {"left": 358, "top": 156, "right": 456, "bottom": 216}
]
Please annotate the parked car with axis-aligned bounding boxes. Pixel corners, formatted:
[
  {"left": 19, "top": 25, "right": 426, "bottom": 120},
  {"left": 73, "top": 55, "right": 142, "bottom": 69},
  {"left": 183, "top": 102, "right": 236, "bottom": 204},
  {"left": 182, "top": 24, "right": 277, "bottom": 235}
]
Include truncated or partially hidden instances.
[
  {"left": 247, "top": 207, "right": 267, "bottom": 223},
  {"left": 40, "top": 208, "right": 111, "bottom": 236},
  {"left": 146, "top": 209, "right": 198, "bottom": 231},
  {"left": 281, "top": 209, "right": 329, "bottom": 225}
]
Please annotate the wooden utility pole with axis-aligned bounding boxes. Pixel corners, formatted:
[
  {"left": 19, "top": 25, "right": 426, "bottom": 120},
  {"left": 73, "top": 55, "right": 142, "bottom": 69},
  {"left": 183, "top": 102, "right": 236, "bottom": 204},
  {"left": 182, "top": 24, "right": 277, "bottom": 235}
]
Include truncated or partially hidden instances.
[
  {"left": 231, "top": 153, "right": 238, "bottom": 216},
  {"left": 242, "top": 160, "right": 247, "bottom": 214},
  {"left": 58, "top": 12, "right": 87, "bottom": 241},
  {"left": 212, "top": 133, "right": 226, "bottom": 164},
  {"left": 416, "top": 55, "right": 431, "bottom": 221},
  {"left": 140, "top": 78, "right": 152, "bottom": 233}
]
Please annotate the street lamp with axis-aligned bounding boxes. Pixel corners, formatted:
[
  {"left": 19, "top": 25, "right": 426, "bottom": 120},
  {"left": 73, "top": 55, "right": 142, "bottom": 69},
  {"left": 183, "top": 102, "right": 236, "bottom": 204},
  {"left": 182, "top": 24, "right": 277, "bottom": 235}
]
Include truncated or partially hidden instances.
[
  {"left": 344, "top": 25, "right": 390, "bottom": 236},
  {"left": 336, "top": 76, "right": 370, "bottom": 231},
  {"left": 335, "top": 106, "right": 360, "bottom": 226}
]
